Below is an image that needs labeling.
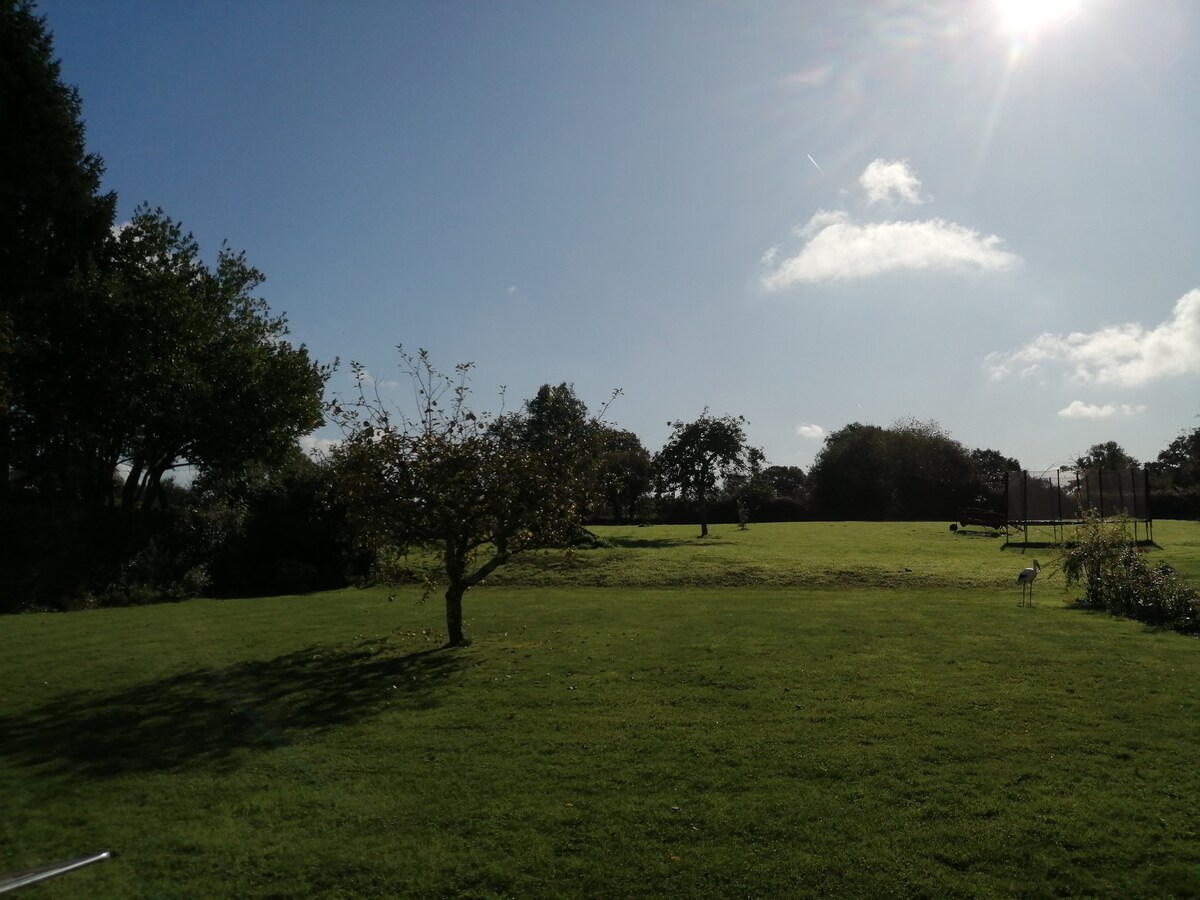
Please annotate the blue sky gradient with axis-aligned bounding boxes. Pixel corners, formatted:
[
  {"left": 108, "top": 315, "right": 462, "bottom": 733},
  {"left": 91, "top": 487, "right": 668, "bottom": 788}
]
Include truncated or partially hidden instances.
[{"left": 37, "top": 0, "right": 1200, "bottom": 472}]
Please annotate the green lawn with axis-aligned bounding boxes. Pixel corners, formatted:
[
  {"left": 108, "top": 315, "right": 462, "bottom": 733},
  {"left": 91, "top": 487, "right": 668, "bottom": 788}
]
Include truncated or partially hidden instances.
[{"left": 3, "top": 521, "right": 1200, "bottom": 897}]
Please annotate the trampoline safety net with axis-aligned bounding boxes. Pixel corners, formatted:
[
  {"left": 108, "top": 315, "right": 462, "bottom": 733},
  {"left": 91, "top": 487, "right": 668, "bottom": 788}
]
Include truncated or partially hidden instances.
[{"left": 1006, "top": 468, "right": 1152, "bottom": 527}]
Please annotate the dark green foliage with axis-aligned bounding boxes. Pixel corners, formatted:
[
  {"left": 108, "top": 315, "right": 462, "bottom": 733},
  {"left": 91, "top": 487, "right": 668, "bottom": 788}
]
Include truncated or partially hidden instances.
[
  {"left": 595, "top": 427, "right": 652, "bottom": 523},
  {"left": 654, "top": 410, "right": 758, "bottom": 537},
  {"left": 3, "top": 207, "right": 331, "bottom": 608},
  {"left": 1060, "top": 512, "right": 1200, "bottom": 633},
  {"left": 1156, "top": 428, "right": 1200, "bottom": 487},
  {"left": 0, "top": 0, "right": 115, "bottom": 294},
  {"left": 1152, "top": 427, "right": 1200, "bottom": 518},
  {"left": 0, "top": 9, "right": 332, "bottom": 609},
  {"left": 723, "top": 447, "right": 769, "bottom": 530},
  {"left": 0, "top": 0, "right": 117, "bottom": 498},
  {"left": 807, "top": 422, "right": 889, "bottom": 517},
  {"left": 25, "top": 205, "right": 330, "bottom": 508},
  {"left": 203, "top": 450, "right": 348, "bottom": 597},
  {"left": 1075, "top": 440, "right": 1138, "bottom": 472},
  {"left": 0, "top": 500, "right": 230, "bottom": 611},
  {"left": 809, "top": 419, "right": 1004, "bottom": 520},
  {"left": 763, "top": 464, "right": 807, "bottom": 500},
  {"left": 969, "top": 447, "right": 1022, "bottom": 510},
  {"left": 329, "top": 350, "right": 607, "bottom": 645}
]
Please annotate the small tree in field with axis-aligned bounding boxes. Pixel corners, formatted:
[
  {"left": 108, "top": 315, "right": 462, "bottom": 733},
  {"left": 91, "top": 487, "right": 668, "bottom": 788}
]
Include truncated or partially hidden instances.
[
  {"left": 329, "top": 349, "right": 604, "bottom": 646},
  {"left": 655, "top": 410, "right": 757, "bottom": 537}
]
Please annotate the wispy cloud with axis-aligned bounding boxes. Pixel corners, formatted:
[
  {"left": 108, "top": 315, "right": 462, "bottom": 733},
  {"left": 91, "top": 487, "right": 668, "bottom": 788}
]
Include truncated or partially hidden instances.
[
  {"left": 986, "top": 289, "right": 1200, "bottom": 386},
  {"left": 1057, "top": 401, "right": 1147, "bottom": 419},
  {"left": 353, "top": 368, "right": 400, "bottom": 389},
  {"left": 796, "top": 423, "right": 827, "bottom": 439},
  {"left": 859, "top": 159, "right": 924, "bottom": 207},
  {"left": 761, "top": 160, "right": 1018, "bottom": 290}
]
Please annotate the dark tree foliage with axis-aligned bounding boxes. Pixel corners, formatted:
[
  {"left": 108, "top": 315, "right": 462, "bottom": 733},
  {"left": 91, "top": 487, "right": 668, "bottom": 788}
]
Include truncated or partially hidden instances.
[
  {"left": 12, "top": 206, "right": 330, "bottom": 508},
  {"left": 596, "top": 427, "right": 652, "bottom": 523},
  {"left": 807, "top": 422, "right": 890, "bottom": 518},
  {"left": 200, "top": 448, "right": 348, "bottom": 597},
  {"left": 969, "top": 448, "right": 1022, "bottom": 509},
  {"left": 1150, "top": 427, "right": 1200, "bottom": 517},
  {"left": 1156, "top": 428, "right": 1200, "bottom": 487},
  {"left": 0, "top": 0, "right": 117, "bottom": 498},
  {"left": 763, "top": 465, "right": 807, "bottom": 500},
  {"left": 654, "top": 411, "right": 757, "bottom": 537},
  {"left": 520, "top": 382, "right": 602, "bottom": 519},
  {"left": 1075, "top": 440, "right": 1138, "bottom": 472},
  {"left": 329, "top": 350, "right": 607, "bottom": 646},
  {"left": 721, "top": 446, "right": 769, "bottom": 530},
  {"left": 887, "top": 418, "right": 977, "bottom": 519},
  {"left": 808, "top": 419, "right": 983, "bottom": 520}
]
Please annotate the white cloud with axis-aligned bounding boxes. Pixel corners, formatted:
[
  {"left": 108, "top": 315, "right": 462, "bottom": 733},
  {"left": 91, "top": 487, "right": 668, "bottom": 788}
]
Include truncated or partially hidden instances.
[
  {"left": 796, "top": 423, "right": 827, "bottom": 439},
  {"left": 300, "top": 434, "right": 341, "bottom": 456},
  {"left": 860, "top": 159, "right": 924, "bottom": 207},
  {"left": 986, "top": 289, "right": 1200, "bottom": 386},
  {"left": 1057, "top": 401, "right": 1147, "bottom": 419},
  {"left": 762, "top": 211, "right": 1018, "bottom": 289}
]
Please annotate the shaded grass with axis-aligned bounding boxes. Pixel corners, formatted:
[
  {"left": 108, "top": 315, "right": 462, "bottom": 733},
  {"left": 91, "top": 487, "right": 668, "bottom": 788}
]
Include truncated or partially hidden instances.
[{"left": 3, "top": 521, "right": 1200, "bottom": 896}]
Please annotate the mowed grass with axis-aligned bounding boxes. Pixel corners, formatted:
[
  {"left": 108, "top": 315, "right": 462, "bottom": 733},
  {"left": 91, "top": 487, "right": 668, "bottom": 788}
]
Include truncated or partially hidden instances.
[{"left": 3, "top": 521, "right": 1200, "bottom": 898}]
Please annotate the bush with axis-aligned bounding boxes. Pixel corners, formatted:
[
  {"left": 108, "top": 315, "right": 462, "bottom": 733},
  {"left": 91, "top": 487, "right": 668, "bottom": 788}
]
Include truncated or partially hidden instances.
[
  {"left": 1060, "top": 512, "right": 1200, "bottom": 633},
  {"left": 0, "top": 502, "right": 229, "bottom": 611}
]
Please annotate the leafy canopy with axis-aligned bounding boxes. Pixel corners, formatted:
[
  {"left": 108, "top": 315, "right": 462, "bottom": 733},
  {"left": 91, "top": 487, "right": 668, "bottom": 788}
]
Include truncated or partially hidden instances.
[
  {"left": 13, "top": 205, "right": 330, "bottom": 508},
  {"left": 1, "top": 0, "right": 117, "bottom": 498},
  {"left": 655, "top": 410, "right": 756, "bottom": 536},
  {"left": 330, "top": 349, "right": 611, "bottom": 645}
]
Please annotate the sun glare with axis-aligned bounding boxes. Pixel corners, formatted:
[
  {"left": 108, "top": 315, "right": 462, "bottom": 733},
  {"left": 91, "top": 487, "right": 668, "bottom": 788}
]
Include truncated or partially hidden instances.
[{"left": 995, "top": 0, "right": 1081, "bottom": 37}]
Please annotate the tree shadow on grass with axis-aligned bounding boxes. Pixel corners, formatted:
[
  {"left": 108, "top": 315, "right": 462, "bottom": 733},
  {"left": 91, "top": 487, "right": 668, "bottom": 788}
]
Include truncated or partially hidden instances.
[
  {"left": 0, "top": 642, "right": 464, "bottom": 778},
  {"left": 952, "top": 529, "right": 1006, "bottom": 540},
  {"left": 602, "top": 536, "right": 692, "bottom": 550}
]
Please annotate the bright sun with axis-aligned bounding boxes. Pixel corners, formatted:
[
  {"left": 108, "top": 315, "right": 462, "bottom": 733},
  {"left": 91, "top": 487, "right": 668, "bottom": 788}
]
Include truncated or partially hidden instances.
[{"left": 995, "top": 0, "right": 1081, "bottom": 37}]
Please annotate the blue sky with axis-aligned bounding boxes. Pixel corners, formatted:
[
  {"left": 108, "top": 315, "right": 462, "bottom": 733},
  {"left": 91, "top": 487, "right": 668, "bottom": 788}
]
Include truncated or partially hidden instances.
[{"left": 37, "top": 0, "right": 1200, "bottom": 472}]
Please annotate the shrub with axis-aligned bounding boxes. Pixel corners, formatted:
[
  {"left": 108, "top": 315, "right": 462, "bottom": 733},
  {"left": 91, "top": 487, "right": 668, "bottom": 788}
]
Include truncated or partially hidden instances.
[{"left": 1060, "top": 512, "right": 1200, "bottom": 633}]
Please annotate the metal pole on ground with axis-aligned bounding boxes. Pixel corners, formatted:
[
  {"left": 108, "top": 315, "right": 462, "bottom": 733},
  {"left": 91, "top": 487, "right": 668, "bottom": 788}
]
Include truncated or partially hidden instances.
[{"left": 0, "top": 852, "right": 112, "bottom": 894}]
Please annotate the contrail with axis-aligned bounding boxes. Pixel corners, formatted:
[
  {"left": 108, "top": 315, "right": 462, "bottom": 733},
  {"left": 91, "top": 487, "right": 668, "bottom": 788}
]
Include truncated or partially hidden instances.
[{"left": 807, "top": 154, "right": 823, "bottom": 173}]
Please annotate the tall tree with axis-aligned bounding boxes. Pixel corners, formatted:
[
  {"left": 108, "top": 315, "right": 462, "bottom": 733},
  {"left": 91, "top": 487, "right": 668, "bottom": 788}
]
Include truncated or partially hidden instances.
[
  {"left": 969, "top": 448, "right": 1022, "bottom": 509},
  {"left": 1075, "top": 441, "right": 1138, "bottom": 472},
  {"left": 330, "top": 350, "right": 605, "bottom": 646},
  {"left": 723, "top": 446, "right": 769, "bottom": 529},
  {"left": 14, "top": 206, "right": 330, "bottom": 507},
  {"left": 1156, "top": 428, "right": 1200, "bottom": 488},
  {"left": 520, "top": 382, "right": 599, "bottom": 515},
  {"left": 807, "top": 422, "right": 890, "bottom": 519},
  {"left": 655, "top": 410, "right": 756, "bottom": 537},
  {"left": 1152, "top": 427, "right": 1200, "bottom": 517},
  {"left": 0, "top": 0, "right": 117, "bottom": 499},
  {"left": 596, "top": 427, "right": 652, "bottom": 523},
  {"left": 808, "top": 420, "right": 980, "bottom": 519},
  {"left": 763, "top": 465, "right": 807, "bottom": 500},
  {"left": 116, "top": 208, "right": 329, "bottom": 507},
  {"left": 887, "top": 418, "right": 976, "bottom": 519}
]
